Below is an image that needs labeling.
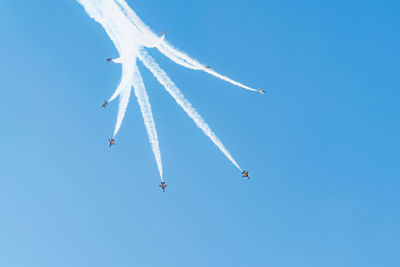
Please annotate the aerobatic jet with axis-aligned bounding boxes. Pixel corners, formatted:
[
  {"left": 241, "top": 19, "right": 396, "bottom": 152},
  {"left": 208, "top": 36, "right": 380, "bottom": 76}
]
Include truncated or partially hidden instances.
[
  {"left": 162, "top": 30, "right": 167, "bottom": 36},
  {"left": 108, "top": 138, "right": 115, "bottom": 147},
  {"left": 102, "top": 101, "right": 108, "bottom": 108},
  {"left": 159, "top": 182, "right": 167, "bottom": 192},
  {"left": 258, "top": 89, "right": 265, "bottom": 94},
  {"left": 242, "top": 171, "right": 249, "bottom": 179},
  {"left": 106, "top": 58, "right": 113, "bottom": 63}
]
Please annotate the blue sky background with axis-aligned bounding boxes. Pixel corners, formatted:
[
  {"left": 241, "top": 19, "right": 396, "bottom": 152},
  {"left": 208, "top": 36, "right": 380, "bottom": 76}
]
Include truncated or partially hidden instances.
[{"left": 0, "top": 0, "right": 399, "bottom": 266}]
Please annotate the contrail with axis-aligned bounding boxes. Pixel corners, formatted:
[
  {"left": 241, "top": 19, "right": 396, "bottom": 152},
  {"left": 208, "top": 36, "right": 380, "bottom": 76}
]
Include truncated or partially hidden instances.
[
  {"left": 113, "top": 80, "right": 132, "bottom": 137},
  {"left": 157, "top": 41, "right": 258, "bottom": 91},
  {"left": 203, "top": 67, "right": 258, "bottom": 92},
  {"left": 77, "top": 0, "right": 253, "bottom": 179},
  {"left": 111, "top": 0, "right": 257, "bottom": 91},
  {"left": 132, "top": 64, "right": 164, "bottom": 181},
  {"left": 157, "top": 42, "right": 201, "bottom": 70},
  {"left": 113, "top": 0, "right": 200, "bottom": 70},
  {"left": 114, "top": 0, "right": 160, "bottom": 48},
  {"left": 78, "top": 0, "right": 164, "bottom": 181},
  {"left": 109, "top": 57, "right": 135, "bottom": 103},
  {"left": 139, "top": 49, "right": 242, "bottom": 172}
]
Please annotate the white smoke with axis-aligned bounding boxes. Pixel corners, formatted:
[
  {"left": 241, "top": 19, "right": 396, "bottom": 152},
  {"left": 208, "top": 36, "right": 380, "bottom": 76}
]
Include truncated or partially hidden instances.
[
  {"left": 132, "top": 64, "right": 164, "bottom": 181},
  {"left": 110, "top": 0, "right": 257, "bottom": 89},
  {"left": 139, "top": 49, "right": 242, "bottom": 171},
  {"left": 113, "top": 80, "right": 132, "bottom": 137},
  {"left": 77, "top": 0, "right": 255, "bottom": 177}
]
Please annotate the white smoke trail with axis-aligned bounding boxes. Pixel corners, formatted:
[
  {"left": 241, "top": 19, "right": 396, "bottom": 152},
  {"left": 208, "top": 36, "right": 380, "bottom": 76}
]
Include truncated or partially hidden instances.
[
  {"left": 139, "top": 49, "right": 242, "bottom": 171},
  {"left": 114, "top": 0, "right": 160, "bottom": 48},
  {"left": 158, "top": 41, "right": 258, "bottom": 91},
  {"left": 78, "top": 0, "right": 141, "bottom": 55},
  {"left": 132, "top": 64, "right": 164, "bottom": 181},
  {"left": 108, "top": 57, "right": 135, "bottom": 103},
  {"left": 78, "top": 0, "right": 136, "bottom": 137},
  {"left": 79, "top": 0, "right": 165, "bottom": 181},
  {"left": 78, "top": 0, "right": 122, "bottom": 53},
  {"left": 113, "top": 81, "right": 132, "bottom": 137},
  {"left": 203, "top": 68, "right": 258, "bottom": 92},
  {"left": 157, "top": 41, "right": 203, "bottom": 70},
  {"left": 112, "top": 0, "right": 199, "bottom": 70},
  {"left": 78, "top": 0, "right": 250, "bottom": 175},
  {"left": 111, "top": 0, "right": 257, "bottom": 90},
  {"left": 79, "top": 0, "right": 144, "bottom": 102},
  {"left": 112, "top": 58, "right": 136, "bottom": 138},
  {"left": 146, "top": 34, "right": 166, "bottom": 49},
  {"left": 156, "top": 41, "right": 203, "bottom": 70}
]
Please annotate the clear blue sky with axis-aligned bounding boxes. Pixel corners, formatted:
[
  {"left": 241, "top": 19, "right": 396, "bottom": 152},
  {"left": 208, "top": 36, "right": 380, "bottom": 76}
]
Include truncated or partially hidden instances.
[{"left": 1, "top": 0, "right": 399, "bottom": 266}]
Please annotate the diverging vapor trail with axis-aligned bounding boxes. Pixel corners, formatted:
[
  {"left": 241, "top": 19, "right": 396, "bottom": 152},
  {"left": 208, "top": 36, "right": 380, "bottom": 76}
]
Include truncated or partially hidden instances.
[
  {"left": 112, "top": 0, "right": 257, "bottom": 92},
  {"left": 78, "top": 0, "right": 254, "bottom": 176},
  {"left": 109, "top": 58, "right": 134, "bottom": 102},
  {"left": 132, "top": 64, "right": 164, "bottom": 181},
  {"left": 157, "top": 42, "right": 258, "bottom": 92},
  {"left": 112, "top": 58, "right": 135, "bottom": 137},
  {"left": 139, "top": 48, "right": 242, "bottom": 172},
  {"left": 113, "top": 82, "right": 132, "bottom": 137}
]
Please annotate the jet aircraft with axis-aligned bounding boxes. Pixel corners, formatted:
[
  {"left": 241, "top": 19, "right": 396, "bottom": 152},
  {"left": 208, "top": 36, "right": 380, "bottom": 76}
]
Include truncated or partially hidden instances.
[
  {"left": 242, "top": 171, "right": 249, "bottom": 179},
  {"left": 159, "top": 182, "right": 167, "bottom": 192},
  {"left": 108, "top": 138, "right": 115, "bottom": 147}
]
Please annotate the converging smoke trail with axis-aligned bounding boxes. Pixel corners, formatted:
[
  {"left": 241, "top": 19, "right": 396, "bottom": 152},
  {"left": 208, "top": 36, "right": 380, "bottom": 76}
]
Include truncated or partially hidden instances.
[
  {"left": 78, "top": 0, "right": 141, "bottom": 55},
  {"left": 111, "top": 57, "right": 139, "bottom": 137},
  {"left": 113, "top": 0, "right": 200, "bottom": 70},
  {"left": 132, "top": 64, "right": 164, "bottom": 181},
  {"left": 158, "top": 41, "right": 258, "bottom": 91},
  {"left": 139, "top": 49, "right": 242, "bottom": 172},
  {"left": 109, "top": 57, "right": 135, "bottom": 103},
  {"left": 157, "top": 42, "right": 202, "bottom": 70},
  {"left": 113, "top": 81, "right": 132, "bottom": 137},
  {"left": 111, "top": 0, "right": 257, "bottom": 90},
  {"left": 157, "top": 41, "right": 204, "bottom": 70},
  {"left": 114, "top": 0, "right": 161, "bottom": 48},
  {"left": 157, "top": 41, "right": 259, "bottom": 94},
  {"left": 78, "top": 0, "right": 254, "bottom": 179}
]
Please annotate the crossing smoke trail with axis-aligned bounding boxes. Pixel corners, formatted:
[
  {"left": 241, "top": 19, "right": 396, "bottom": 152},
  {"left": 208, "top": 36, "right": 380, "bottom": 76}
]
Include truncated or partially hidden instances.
[
  {"left": 77, "top": 0, "right": 255, "bottom": 177},
  {"left": 138, "top": 49, "right": 242, "bottom": 172}
]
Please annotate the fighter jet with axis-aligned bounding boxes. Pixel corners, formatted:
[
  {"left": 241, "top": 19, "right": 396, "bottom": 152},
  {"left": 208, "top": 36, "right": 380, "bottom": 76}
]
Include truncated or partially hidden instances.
[
  {"left": 258, "top": 89, "right": 265, "bottom": 94},
  {"left": 106, "top": 58, "right": 113, "bottom": 64},
  {"left": 108, "top": 138, "right": 115, "bottom": 147},
  {"left": 102, "top": 101, "right": 108, "bottom": 108},
  {"left": 205, "top": 66, "right": 211, "bottom": 69},
  {"left": 242, "top": 171, "right": 249, "bottom": 179},
  {"left": 162, "top": 30, "right": 167, "bottom": 36},
  {"left": 159, "top": 182, "right": 167, "bottom": 192}
]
